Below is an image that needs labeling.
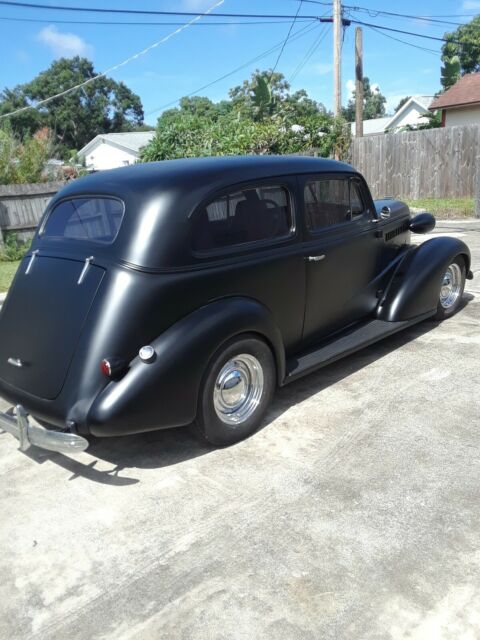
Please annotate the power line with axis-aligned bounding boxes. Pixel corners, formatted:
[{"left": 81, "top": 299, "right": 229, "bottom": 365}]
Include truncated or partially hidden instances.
[
  {"left": 295, "top": 0, "right": 477, "bottom": 21},
  {"left": 270, "top": 0, "right": 304, "bottom": 78},
  {"left": 0, "top": 14, "right": 314, "bottom": 26},
  {"left": 289, "top": 25, "right": 330, "bottom": 83},
  {"left": 365, "top": 24, "right": 440, "bottom": 56},
  {"left": 1, "top": 0, "right": 476, "bottom": 26},
  {"left": 0, "top": 0, "right": 225, "bottom": 120},
  {"left": 146, "top": 20, "right": 320, "bottom": 117},
  {"left": 349, "top": 19, "right": 475, "bottom": 46},
  {"left": 0, "top": 1, "right": 321, "bottom": 19}
]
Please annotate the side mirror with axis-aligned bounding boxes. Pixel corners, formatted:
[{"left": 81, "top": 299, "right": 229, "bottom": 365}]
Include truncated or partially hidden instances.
[{"left": 409, "top": 212, "right": 435, "bottom": 234}]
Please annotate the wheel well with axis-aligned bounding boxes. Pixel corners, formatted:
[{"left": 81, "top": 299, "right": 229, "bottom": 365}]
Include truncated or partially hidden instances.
[{"left": 460, "top": 252, "right": 470, "bottom": 273}]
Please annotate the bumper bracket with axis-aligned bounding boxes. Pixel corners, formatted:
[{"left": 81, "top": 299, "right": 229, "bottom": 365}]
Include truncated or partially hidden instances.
[{"left": 0, "top": 405, "right": 88, "bottom": 454}]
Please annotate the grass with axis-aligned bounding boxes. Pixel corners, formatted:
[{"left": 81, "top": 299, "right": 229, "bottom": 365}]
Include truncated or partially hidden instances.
[
  {"left": 405, "top": 198, "right": 474, "bottom": 219},
  {"left": 0, "top": 261, "right": 20, "bottom": 293}
]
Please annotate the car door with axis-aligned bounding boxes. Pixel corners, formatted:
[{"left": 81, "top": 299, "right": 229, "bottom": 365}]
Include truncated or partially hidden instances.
[{"left": 300, "top": 173, "right": 383, "bottom": 346}]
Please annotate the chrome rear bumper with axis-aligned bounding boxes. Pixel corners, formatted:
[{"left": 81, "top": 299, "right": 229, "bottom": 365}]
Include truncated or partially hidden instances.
[{"left": 0, "top": 405, "right": 88, "bottom": 454}]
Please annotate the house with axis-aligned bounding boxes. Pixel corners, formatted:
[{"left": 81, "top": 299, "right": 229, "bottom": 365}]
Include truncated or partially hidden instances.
[
  {"left": 429, "top": 73, "right": 480, "bottom": 126},
  {"left": 78, "top": 131, "right": 155, "bottom": 171},
  {"left": 350, "top": 116, "right": 391, "bottom": 136},
  {"left": 350, "top": 96, "right": 433, "bottom": 136}
]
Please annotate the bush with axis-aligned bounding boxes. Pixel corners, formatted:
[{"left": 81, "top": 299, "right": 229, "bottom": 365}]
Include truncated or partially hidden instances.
[
  {"left": 0, "top": 232, "right": 31, "bottom": 262},
  {"left": 0, "top": 123, "right": 53, "bottom": 185}
]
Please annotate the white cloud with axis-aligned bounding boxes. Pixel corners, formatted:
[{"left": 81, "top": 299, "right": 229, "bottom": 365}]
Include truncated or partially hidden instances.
[
  {"left": 315, "top": 62, "right": 333, "bottom": 76},
  {"left": 462, "top": 0, "right": 480, "bottom": 9},
  {"left": 346, "top": 79, "right": 355, "bottom": 99},
  {"left": 37, "top": 25, "right": 92, "bottom": 57}
]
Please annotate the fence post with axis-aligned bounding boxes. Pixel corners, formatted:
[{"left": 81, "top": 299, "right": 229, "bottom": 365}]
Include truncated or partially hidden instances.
[{"left": 476, "top": 155, "right": 480, "bottom": 218}]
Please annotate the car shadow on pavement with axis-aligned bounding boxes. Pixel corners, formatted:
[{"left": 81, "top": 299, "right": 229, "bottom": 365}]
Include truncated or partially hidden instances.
[{"left": 23, "top": 295, "right": 473, "bottom": 485}]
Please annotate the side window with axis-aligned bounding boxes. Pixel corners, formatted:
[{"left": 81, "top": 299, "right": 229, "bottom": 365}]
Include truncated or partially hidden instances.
[
  {"left": 192, "top": 184, "right": 292, "bottom": 252},
  {"left": 350, "top": 181, "right": 365, "bottom": 217},
  {"left": 304, "top": 178, "right": 350, "bottom": 231}
]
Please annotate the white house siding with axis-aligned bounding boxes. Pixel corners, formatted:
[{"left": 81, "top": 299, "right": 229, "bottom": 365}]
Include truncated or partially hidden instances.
[
  {"left": 389, "top": 103, "right": 429, "bottom": 129},
  {"left": 86, "top": 142, "right": 137, "bottom": 171},
  {"left": 445, "top": 106, "right": 480, "bottom": 126}
]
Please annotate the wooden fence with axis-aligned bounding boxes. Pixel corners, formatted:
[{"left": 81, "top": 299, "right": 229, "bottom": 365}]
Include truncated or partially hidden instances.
[
  {"left": 0, "top": 181, "right": 64, "bottom": 244},
  {"left": 350, "top": 124, "right": 480, "bottom": 200}
]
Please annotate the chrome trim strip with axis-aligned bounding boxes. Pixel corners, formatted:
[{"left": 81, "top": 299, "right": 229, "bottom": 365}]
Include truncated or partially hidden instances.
[{"left": 0, "top": 405, "right": 88, "bottom": 454}]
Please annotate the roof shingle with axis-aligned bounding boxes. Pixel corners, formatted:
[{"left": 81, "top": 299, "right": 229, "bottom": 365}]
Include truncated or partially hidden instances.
[{"left": 429, "top": 73, "right": 480, "bottom": 110}]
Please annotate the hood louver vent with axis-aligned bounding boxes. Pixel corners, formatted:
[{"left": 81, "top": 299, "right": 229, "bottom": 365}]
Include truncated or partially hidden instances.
[{"left": 385, "top": 221, "right": 410, "bottom": 242}]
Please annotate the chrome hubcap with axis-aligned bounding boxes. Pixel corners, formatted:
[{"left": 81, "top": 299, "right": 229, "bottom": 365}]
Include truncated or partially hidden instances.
[
  {"left": 213, "top": 354, "right": 264, "bottom": 426},
  {"left": 440, "top": 263, "right": 462, "bottom": 309}
]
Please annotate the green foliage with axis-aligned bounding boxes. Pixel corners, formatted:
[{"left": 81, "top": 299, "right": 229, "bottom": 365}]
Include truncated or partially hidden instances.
[
  {"left": 0, "top": 57, "right": 144, "bottom": 150},
  {"left": 141, "top": 71, "right": 349, "bottom": 162},
  {"left": 441, "top": 16, "right": 480, "bottom": 88},
  {"left": 0, "top": 232, "right": 31, "bottom": 262},
  {"left": 0, "top": 123, "right": 53, "bottom": 184},
  {"left": 440, "top": 55, "right": 461, "bottom": 92},
  {"left": 342, "top": 77, "right": 386, "bottom": 122},
  {"left": 0, "top": 260, "right": 20, "bottom": 291}
]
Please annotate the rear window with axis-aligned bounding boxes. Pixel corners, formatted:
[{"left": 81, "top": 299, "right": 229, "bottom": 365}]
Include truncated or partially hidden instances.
[
  {"left": 41, "top": 197, "right": 124, "bottom": 244},
  {"left": 192, "top": 184, "right": 292, "bottom": 252}
]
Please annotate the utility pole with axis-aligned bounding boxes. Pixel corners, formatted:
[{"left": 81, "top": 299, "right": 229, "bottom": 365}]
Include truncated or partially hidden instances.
[
  {"left": 333, "top": 0, "right": 342, "bottom": 117},
  {"left": 355, "top": 27, "right": 363, "bottom": 137}
]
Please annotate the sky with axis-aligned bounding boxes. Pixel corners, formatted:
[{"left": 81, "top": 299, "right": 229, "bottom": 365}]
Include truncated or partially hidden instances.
[{"left": 0, "top": 0, "right": 479, "bottom": 125}]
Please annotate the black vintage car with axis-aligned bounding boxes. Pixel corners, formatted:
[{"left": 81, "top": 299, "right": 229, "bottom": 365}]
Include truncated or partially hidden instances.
[{"left": 0, "top": 156, "right": 473, "bottom": 452}]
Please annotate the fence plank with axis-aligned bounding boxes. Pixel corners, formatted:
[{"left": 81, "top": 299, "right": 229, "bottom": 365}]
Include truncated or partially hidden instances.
[
  {"left": 350, "top": 125, "right": 480, "bottom": 199},
  {"left": 0, "top": 181, "right": 65, "bottom": 242}
]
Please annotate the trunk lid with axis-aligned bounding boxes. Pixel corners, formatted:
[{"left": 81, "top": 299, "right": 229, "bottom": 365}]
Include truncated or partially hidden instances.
[{"left": 0, "top": 255, "right": 104, "bottom": 400}]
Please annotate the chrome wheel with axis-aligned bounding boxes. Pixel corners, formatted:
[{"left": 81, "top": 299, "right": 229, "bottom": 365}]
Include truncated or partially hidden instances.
[
  {"left": 440, "top": 263, "right": 462, "bottom": 309},
  {"left": 213, "top": 354, "right": 264, "bottom": 426}
]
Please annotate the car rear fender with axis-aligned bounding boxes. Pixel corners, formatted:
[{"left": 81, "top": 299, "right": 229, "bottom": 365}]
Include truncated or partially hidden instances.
[
  {"left": 378, "top": 237, "right": 471, "bottom": 322},
  {"left": 87, "top": 296, "right": 285, "bottom": 436}
]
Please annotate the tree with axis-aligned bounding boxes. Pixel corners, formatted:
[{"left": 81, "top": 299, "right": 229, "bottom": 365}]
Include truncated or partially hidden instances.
[
  {"left": 440, "top": 55, "right": 461, "bottom": 92},
  {"left": 141, "top": 71, "right": 347, "bottom": 162},
  {"left": 342, "top": 77, "right": 386, "bottom": 122},
  {"left": 0, "top": 57, "right": 144, "bottom": 152},
  {"left": 229, "top": 70, "right": 326, "bottom": 122},
  {"left": 395, "top": 96, "right": 411, "bottom": 113},
  {"left": 441, "top": 16, "right": 480, "bottom": 89}
]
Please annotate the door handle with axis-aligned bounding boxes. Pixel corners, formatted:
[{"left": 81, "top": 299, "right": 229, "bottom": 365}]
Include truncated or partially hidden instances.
[{"left": 305, "top": 255, "right": 326, "bottom": 262}]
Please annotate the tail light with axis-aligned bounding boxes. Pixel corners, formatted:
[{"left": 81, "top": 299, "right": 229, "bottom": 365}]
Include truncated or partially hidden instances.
[{"left": 100, "top": 358, "right": 128, "bottom": 379}]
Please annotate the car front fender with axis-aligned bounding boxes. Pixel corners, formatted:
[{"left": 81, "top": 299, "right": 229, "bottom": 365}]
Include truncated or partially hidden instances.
[
  {"left": 378, "top": 237, "right": 471, "bottom": 322},
  {"left": 87, "top": 296, "right": 285, "bottom": 436}
]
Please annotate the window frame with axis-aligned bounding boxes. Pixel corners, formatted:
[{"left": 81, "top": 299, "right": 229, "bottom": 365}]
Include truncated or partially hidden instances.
[
  {"left": 301, "top": 173, "right": 372, "bottom": 237},
  {"left": 39, "top": 195, "right": 126, "bottom": 246},
  {"left": 190, "top": 178, "right": 297, "bottom": 258}
]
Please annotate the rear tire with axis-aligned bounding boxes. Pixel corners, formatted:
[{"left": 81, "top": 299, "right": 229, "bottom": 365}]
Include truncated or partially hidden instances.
[
  {"left": 433, "top": 256, "right": 466, "bottom": 321},
  {"left": 193, "top": 335, "right": 276, "bottom": 447}
]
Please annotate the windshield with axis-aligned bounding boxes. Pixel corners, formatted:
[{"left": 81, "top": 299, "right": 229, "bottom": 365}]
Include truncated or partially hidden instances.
[{"left": 41, "top": 197, "right": 124, "bottom": 244}]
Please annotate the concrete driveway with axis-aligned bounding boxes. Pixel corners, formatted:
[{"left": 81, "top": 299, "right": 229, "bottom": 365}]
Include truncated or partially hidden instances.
[{"left": 1, "top": 220, "right": 479, "bottom": 640}]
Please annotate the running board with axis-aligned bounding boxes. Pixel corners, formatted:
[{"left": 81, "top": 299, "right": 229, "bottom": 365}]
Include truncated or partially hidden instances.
[{"left": 285, "top": 317, "right": 430, "bottom": 383}]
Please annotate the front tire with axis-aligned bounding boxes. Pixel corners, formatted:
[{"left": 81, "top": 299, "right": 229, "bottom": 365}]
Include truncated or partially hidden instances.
[
  {"left": 433, "top": 256, "right": 466, "bottom": 320},
  {"left": 193, "top": 335, "right": 276, "bottom": 447}
]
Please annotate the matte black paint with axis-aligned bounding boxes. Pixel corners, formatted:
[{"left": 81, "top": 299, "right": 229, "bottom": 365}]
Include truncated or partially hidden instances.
[
  {"left": 409, "top": 212, "right": 436, "bottom": 235},
  {"left": 0, "top": 156, "right": 472, "bottom": 438}
]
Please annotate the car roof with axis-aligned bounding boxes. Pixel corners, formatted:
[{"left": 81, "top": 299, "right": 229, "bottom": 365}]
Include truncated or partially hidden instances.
[{"left": 63, "top": 155, "right": 355, "bottom": 197}]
